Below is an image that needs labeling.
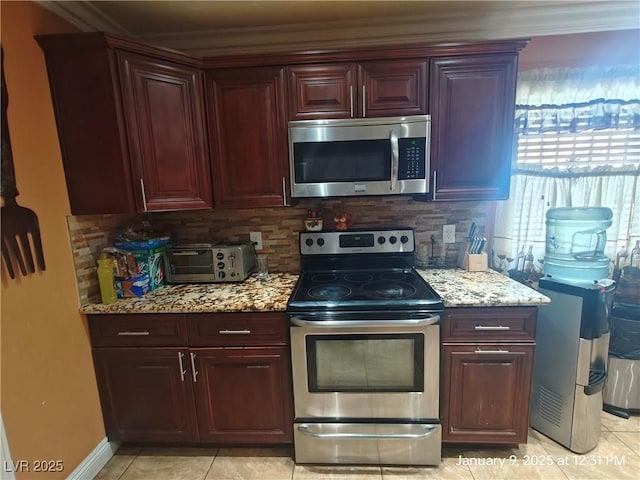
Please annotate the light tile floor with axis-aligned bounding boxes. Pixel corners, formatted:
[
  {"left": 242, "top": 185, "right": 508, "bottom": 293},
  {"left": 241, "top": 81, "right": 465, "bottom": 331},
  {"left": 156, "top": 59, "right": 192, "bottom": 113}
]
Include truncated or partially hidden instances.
[{"left": 94, "top": 412, "right": 639, "bottom": 480}]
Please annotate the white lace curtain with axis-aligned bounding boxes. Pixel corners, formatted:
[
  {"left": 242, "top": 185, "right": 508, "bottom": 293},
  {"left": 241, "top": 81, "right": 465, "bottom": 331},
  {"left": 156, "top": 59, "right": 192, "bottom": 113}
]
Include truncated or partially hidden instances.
[{"left": 493, "top": 66, "right": 640, "bottom": 276}]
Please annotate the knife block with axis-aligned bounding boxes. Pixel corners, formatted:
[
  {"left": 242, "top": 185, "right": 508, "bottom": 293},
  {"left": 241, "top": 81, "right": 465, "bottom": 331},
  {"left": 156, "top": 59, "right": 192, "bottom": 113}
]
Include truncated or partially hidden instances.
[{"left": 457, "top": 242, "right": 488, "bottom": 271}]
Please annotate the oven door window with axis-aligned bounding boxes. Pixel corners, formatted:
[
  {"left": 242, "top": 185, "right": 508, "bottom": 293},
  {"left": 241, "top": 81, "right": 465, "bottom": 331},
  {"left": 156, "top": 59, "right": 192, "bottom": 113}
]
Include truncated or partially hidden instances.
[
  {"left": 293, "top": 140, "right": 391, "bottom": 183},
  {"left": 306, "top": 334, "right": 424, "bottom": 392}
]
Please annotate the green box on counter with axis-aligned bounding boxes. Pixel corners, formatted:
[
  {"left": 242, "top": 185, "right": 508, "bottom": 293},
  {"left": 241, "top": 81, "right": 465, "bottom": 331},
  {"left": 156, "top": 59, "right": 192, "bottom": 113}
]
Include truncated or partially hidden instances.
[{"left": 114, "top": 238, "right": 169, "bottom": 291}]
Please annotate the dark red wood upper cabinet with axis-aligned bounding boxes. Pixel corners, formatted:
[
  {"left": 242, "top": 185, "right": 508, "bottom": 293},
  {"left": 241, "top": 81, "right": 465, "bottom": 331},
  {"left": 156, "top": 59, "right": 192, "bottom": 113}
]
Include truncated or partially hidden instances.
[
  {"left": 287, "top": 63, "right": 356, "bottom": 120},
  {"left": 36, "top": 40, "right": 136, "bottom": 214},
  {"left": 428, "top": 53, "right": 518, "bottom": 201},
  {"left": 287, "top": 59, "right": 427, "bottom": 120},
  {"left": 358, "top": 59, "right": 427, "bottom": 118},
  {"left": 205, "top": 67, "right": 289, "bottom": 208},
  {"left": 117, "top": 52, "right": 212, "bottom": 211},
  {"left": 36, "top": 33, "right": 211, "bottom": 214}
]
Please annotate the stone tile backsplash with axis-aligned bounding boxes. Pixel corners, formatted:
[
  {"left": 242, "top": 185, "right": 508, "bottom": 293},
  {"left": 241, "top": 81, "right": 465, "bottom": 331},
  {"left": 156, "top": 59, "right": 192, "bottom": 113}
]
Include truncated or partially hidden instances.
[{"left": 68, "top": 197, "right": 493, "bottom": 305}]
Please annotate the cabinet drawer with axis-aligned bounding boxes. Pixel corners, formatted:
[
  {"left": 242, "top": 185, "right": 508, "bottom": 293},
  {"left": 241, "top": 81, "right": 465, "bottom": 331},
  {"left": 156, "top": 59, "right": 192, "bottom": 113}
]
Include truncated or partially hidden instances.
[
  {"left": 88, "top": 314, "right": 188, "bottom": 347},
  {"left": 188, "top": 312, "right": 288, "bottom": 346},
  {"left": 442, "top": 307, "right": 536, "bottom": 342}
]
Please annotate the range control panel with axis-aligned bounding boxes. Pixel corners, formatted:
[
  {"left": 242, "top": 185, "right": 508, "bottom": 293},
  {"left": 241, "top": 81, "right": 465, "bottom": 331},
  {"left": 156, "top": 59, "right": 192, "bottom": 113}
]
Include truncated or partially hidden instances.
[{"left": 300, "top": 228, "right": 415, "bottom": 256}]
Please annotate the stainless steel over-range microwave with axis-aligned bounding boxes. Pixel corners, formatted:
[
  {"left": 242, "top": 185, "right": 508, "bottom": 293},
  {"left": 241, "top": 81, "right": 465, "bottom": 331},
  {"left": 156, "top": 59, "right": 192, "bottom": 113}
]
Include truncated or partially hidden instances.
[{"left": 288, "top": 115, "right": 430, "bottom": 198}]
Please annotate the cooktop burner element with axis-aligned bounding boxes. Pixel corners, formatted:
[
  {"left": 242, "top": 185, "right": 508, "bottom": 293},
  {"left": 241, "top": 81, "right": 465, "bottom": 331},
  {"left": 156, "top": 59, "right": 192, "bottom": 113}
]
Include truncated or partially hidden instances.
[
  {"left": 362, "top": 281, "right": 417, "bottom": 300},
  {"left": 287, "top": 228, "right": 444, "bottom": 313},
  {"left": 308, "top": 284, "right": 352, "bottom": 300}
]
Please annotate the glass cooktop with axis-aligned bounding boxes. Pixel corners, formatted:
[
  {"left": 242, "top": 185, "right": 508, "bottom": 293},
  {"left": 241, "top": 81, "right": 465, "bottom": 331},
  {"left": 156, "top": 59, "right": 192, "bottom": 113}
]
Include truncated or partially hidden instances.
[{"left": 287, "top": 268, "right": 443, "bottom": 312}]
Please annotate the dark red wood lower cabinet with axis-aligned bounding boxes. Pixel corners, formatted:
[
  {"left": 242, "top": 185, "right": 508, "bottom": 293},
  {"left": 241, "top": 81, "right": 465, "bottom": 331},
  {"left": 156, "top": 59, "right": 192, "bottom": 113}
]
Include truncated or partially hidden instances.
[
  {"left": 441, "top": 344, "right": 534, "bottom": 444},
  {"left": 192, "top": 347, "right": 293, "bottom": 443},
  {"left": 92, "top": 347, "right": 199, "bottom": 443},
  {"left": 93, "top": 345, "right": 293, "bottom": 444}
]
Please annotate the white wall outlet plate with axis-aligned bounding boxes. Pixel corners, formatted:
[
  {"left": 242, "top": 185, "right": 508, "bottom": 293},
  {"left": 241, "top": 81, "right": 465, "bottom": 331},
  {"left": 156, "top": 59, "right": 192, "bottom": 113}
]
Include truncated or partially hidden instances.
[
  {"left": 443, "top": 224, "right": 456, "bottom": 244},
  {"left": 250, "top": 232, "right": 263, "bottom": 250}
]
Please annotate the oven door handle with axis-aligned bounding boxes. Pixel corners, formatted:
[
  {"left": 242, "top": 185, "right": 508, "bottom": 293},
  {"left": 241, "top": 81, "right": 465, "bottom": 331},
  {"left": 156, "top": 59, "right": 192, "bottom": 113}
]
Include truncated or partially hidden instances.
[
  {"left": 290, "top": 314, "right": 440, "bottom": 328},
  {"left": 297, "top": 424, "right": 438, "bottom": 439}
]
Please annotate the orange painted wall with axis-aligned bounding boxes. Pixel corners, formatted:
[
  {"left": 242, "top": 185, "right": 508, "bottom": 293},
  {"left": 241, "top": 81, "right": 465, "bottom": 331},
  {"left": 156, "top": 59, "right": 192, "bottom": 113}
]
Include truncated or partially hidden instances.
[{"left": 0, "top": 1, "right": 106, "bottom": 478}]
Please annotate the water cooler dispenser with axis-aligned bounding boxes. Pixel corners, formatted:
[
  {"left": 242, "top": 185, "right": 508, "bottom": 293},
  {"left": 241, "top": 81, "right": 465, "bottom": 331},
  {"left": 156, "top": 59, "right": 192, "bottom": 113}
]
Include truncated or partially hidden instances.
[
  {"left": 531, "top": 277, "right": 616, "bottom": 453},
  {"left": 530, "top": 207, "right": 616, "bottom": 453}
]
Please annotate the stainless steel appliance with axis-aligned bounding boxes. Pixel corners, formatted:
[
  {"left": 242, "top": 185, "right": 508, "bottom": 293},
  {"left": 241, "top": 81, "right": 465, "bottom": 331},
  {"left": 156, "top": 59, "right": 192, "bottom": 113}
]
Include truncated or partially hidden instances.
[
  {"left": 164, "top": 242, "right": 256, "bottom": 283},
  {"left": 288, "top": 115, "right": 430, "bottom": 198},
  {"left": 287, "top": 228, "right": 443, "bottom": 465},
  {"left": 604, "top": 301, "right": 640, "bottom": 417},
  {"left": 531, "top": 277, "right": 616, "bottom": 453}
]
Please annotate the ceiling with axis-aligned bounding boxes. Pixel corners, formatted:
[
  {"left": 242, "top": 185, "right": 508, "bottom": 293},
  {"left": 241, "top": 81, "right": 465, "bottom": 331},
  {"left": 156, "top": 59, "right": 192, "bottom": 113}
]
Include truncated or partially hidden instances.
[{"left": 38, "top": 1, "right": 639, "bottom": 56}]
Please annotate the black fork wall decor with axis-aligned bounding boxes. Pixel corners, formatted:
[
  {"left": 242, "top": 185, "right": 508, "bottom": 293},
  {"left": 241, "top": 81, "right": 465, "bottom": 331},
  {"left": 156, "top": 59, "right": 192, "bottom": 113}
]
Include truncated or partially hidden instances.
[{"left": 1, "top": 45, "right": 46, "bottom": 279}]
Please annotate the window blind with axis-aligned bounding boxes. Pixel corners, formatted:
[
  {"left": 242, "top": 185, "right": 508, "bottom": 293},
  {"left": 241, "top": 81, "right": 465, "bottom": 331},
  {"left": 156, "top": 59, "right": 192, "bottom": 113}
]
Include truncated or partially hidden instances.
[{"left": 516, "top": 129, "right": 640, "bottom": 169}]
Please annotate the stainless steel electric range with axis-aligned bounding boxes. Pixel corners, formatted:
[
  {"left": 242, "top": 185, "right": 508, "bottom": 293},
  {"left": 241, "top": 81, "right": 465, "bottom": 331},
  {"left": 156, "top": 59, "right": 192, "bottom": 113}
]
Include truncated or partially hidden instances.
[{"left": 287, "top": 228, "right": 443, "bottom": 466}]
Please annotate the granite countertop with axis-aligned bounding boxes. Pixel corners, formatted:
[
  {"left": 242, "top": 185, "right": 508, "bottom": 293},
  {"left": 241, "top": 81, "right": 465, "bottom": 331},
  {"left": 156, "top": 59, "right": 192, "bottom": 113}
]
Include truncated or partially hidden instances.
[
  {"left": 80, "top": 273, "right": 299, "bottom": 314},
  {"left": 81, "top": 269, "right": 549, "bottom": 314},
  {"left": 418, "top": 268, "right": 550, "bottom": 307}
]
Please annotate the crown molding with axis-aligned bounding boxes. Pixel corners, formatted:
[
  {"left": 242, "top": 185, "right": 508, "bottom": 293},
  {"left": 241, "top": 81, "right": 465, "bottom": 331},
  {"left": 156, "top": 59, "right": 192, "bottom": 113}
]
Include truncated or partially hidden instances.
[
  {"left": 35, "top": 0, "right": 132, "bottom": 37},
  {"left": 38, "top": 1, "right": 638, "bottom": 56}
]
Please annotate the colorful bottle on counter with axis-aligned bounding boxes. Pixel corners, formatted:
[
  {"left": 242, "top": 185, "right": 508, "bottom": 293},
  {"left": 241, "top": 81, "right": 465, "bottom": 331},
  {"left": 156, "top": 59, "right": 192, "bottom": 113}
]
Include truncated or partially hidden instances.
[{"left": 97, "top": 252, "right": 117, "bottom": 304}]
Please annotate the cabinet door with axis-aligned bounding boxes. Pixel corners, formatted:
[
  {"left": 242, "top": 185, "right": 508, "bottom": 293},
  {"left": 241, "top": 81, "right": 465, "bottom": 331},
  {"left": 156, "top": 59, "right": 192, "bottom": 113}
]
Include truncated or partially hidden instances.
[
  {"left": 206, "top": 67, "right": 289, "bottom": 208},
  {"left": 429, "top": 53, "right": 518, "bottom": 201},
  {"left": 118, "top": 52, "right": 212, "bottom": 211},
  {"left": 93, "top": 348, "right": 198, "bottom": 442},
  {"left": 288, "top": 64, "right": 356, "bottom": 120},
  {"left": 37, "top": 43, "right": 136, "bottom": 214},
  {"left": 441, "top": 343, "right": 534, "bottom": 444},
  {"left": 192, "top": 347, "right": 293, "bottom": 443},
  {"left": 358, "top": 59, "right": 427, "bottom": 117}
]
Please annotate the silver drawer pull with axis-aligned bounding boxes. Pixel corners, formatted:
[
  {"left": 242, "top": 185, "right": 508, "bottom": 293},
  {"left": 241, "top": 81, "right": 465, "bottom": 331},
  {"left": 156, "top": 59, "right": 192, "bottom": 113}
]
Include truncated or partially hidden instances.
[
  {"left": 298, "top": 424, "right": 437, "bottom": 439},
  {"left": 189, "top": 352, "right": 198, "bottom": 383},
  {"left": 219, "top": 329, "right": 251, "bottom": 335},
  {"left": 117, "top": 331, "right": 150, "bottom": 336},
  {"left": 475, "top": 348, "right": 511, "bottom": 354},
  {"left": 247, "top": 365, "right": 269, "bottom": 369},
  {"left": 474, "top": 325, "right": 511, "bottom": 331},
  {"left": 178, "top": 352, "right": 186, "bottom": 382}
]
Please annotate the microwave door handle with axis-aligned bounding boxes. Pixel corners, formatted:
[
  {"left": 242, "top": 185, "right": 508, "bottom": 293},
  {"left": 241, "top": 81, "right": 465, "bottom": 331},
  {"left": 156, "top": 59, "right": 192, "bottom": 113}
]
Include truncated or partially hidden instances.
[{"left": 390, "top": 129, "right": 399, "bottom": 191}]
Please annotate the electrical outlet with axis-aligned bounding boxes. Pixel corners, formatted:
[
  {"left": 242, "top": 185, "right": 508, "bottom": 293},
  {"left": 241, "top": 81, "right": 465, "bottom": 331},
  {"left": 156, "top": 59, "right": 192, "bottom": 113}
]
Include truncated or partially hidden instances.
[
  {"left": 443, "top": 224, "right": 456, "bottom": 244},
  {"left": 249, "top": 232, "right": 263, "bottom": 250}
]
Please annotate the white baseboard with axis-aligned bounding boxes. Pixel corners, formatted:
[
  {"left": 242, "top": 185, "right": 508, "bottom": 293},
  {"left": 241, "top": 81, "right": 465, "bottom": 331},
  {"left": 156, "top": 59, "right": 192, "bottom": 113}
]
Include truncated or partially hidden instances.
[
  {"left": 1, "top": 413, "right": 16, "bottom": 480},
  {"left": 66, "top": 438, "right": 120, "bottom": 480}
]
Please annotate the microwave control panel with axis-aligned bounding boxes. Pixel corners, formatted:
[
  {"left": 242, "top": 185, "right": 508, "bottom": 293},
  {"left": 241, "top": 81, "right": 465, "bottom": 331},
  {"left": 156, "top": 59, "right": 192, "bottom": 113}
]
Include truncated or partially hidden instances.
[{"left": 398, "top": 137, "right": 427, "bottom": 180}]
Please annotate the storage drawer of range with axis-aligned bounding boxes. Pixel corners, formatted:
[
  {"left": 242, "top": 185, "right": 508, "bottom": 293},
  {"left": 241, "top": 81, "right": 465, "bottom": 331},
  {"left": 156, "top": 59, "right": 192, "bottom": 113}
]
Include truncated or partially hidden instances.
[
  {"left": 442, "top": 307, "right": 537, "bottom": 342},
  {"left": 187, "top": 312, "right": 288, "bottom": 346},
  {"left": 88, "top": 314, "right": 188, "bottom": 347}
]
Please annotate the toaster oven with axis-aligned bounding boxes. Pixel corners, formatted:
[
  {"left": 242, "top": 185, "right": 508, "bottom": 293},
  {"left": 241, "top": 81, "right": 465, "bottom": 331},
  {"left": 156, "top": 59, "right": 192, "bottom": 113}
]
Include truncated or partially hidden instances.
[{"left": 164, "top": 242, "right": 256, "bottom": 283}]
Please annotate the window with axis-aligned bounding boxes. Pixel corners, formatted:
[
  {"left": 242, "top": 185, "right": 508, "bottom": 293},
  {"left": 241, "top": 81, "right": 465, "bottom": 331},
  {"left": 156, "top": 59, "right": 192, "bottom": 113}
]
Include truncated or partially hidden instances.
[
  {"left": 517, "top": 129, "right": 640, "bottom": 169},
  {"left": 493, "top": 66, "right": 640, "bottom": 280}
]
